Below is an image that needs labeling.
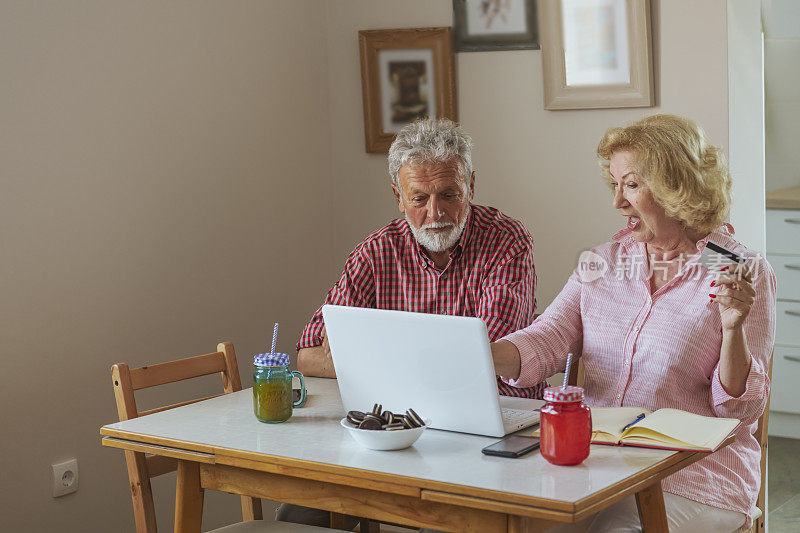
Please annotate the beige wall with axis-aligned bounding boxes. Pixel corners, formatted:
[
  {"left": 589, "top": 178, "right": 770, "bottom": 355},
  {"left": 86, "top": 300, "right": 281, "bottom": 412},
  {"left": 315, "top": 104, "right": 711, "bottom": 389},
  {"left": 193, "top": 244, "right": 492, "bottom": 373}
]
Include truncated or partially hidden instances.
[
  {"left": 764, "top": 0, "right": 800, "bottom": 192},
  {"left": 0, "top": 1, "right": 332, "bottom": 531},
  {"left": 324, "top": 0, "right": 729, "bottom": 307},
  {"left": 765, "top": 37, "right": 800, "bottom": 191},
  {"left": 2, "top": 1, "right": 737, "bottom": 531}
]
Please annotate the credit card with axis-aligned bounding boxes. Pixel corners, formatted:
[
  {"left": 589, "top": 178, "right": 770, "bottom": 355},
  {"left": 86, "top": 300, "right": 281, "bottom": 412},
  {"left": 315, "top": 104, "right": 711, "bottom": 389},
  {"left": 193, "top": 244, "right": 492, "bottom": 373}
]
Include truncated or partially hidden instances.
[{"left": 697, "top": 241, "right": 745, "bottom": 271}]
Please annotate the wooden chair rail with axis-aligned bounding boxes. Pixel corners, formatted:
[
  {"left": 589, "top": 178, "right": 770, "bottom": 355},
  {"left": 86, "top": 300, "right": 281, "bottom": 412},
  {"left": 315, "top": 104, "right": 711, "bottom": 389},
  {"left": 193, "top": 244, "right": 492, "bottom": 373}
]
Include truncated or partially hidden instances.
[
  {"left": 138, "top": 394, "right": 223, "bottom": 417},
  {"left": 129, "top": 351, "right": 227, "bottom": 390}
]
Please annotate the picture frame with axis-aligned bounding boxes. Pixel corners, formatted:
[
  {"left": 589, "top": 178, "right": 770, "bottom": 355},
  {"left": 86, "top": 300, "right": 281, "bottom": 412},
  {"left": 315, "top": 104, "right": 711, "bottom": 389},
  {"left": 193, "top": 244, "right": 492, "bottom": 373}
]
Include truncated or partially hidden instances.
[
  {"left": 359, "top": 27, "right": 457, "bottom": 154},
  {"left": 539, "top": 0, "right": 654, "bottom": 110},
  {"left": 452, "top": 0, "right": 540, "bottom": 52}
]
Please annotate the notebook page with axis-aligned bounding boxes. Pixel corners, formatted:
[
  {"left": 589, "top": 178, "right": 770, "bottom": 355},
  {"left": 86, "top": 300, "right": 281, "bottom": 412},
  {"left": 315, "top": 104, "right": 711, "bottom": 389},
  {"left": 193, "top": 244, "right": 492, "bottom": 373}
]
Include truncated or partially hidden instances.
[
  {"left": 591, "top": 407, "right": 652, "bottom": 442},
  {"left": 623, "top": 408, "right": 738, "bottom": 449}
]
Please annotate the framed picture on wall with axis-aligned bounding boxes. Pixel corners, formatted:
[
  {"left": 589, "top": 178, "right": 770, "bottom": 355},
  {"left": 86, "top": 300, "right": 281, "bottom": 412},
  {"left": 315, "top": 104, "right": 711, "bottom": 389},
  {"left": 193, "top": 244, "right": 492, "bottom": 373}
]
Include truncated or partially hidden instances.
[
  {"left": 359, "top": 27, "right": 457, "bottom": 153},
  {"left": 540, "top": 0, "right": 654, "bottom": 110},
  {"left": 453, "top": 0, "right": 539, "bottom": 52}
]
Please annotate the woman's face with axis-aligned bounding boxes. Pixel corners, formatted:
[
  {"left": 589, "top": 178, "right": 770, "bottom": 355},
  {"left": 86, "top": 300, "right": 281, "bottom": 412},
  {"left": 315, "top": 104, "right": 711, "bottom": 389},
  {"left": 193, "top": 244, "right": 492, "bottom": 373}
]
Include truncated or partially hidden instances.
[{"left": 608, "top": 150, "right": 680, "bottom": 246}]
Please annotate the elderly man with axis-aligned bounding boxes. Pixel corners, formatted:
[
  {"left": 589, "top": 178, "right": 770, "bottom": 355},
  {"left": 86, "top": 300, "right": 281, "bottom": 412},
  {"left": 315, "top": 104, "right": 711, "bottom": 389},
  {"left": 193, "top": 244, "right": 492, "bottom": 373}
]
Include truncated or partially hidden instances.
[
  {"left": 277, "top": 119, "right": 544, "bottom": 529},
  {"left": 297, "top": 118, "right": 543, "bottom": 396}
]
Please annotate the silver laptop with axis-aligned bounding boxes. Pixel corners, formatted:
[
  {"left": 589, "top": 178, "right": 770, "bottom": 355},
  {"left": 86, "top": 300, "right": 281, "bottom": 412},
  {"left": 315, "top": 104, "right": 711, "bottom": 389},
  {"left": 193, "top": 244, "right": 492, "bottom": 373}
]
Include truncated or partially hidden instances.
[{"left": 321, "top": 305, "right": 540, "bottom": 437}]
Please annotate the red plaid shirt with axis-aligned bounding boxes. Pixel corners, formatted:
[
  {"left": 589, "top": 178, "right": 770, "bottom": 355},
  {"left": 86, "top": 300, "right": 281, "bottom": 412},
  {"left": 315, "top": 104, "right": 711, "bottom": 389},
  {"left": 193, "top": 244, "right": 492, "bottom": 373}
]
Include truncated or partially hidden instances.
[{"left": 298, "top": 204, "right": 545, "bottom": 398}]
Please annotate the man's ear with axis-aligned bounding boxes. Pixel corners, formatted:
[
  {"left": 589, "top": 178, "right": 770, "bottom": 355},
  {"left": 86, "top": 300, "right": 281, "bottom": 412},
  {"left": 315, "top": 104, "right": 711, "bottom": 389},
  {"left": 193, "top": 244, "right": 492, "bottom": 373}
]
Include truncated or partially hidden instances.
[
  {"left": 468, "top": 171, "right": 476, "bottom": 202},
  {"left": 391, "top": 183, "right": 405, "bottom": 214}
]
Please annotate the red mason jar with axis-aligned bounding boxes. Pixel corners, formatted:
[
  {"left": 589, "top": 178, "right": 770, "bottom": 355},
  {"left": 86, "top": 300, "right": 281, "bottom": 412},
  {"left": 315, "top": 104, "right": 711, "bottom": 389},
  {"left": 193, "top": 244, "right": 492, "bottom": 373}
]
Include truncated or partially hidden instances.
[{"left": 540, "top": 386, "right": 592, "bottom": 466}]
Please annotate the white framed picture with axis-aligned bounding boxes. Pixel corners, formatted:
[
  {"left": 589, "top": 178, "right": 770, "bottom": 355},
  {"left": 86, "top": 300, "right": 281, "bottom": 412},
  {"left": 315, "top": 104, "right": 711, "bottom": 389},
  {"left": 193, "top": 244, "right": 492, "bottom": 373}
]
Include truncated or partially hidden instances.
[{"left": 540, "top": 0, "right": 653, "bottom": 110}]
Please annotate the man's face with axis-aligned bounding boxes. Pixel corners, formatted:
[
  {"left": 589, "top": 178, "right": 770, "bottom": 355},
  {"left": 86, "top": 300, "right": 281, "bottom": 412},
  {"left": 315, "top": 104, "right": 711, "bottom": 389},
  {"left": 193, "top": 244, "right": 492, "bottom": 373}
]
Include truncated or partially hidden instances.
[{"left": 392, "top": 161, "right": 474, "bottom": 253}]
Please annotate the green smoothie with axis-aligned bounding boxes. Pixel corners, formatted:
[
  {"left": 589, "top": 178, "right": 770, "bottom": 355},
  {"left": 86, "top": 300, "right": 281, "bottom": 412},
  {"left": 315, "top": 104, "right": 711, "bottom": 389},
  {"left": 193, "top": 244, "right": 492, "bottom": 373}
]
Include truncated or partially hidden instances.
[{"left": 253, "top": 379, "right": 292, "bottom": 423}]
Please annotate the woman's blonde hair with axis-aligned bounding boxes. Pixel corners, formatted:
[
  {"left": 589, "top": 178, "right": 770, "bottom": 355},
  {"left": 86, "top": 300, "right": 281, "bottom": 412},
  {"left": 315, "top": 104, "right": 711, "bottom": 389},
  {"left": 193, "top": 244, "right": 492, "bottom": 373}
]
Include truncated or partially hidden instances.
[{"left": 597, "top": 114, "right": 731, "bottom": 235}]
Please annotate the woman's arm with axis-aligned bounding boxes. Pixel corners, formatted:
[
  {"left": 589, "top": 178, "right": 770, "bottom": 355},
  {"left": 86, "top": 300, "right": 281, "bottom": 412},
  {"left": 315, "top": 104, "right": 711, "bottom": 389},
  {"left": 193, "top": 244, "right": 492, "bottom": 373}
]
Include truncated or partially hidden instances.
[
  {"left": 490, "top": 340, "right": 521, "bottom": 380},
  {"left": 709, "top": 260, "right": 776, "bottom": 424},
  {"left": 718, "top": 326, "right": 751, "bottom": 397},
  {"left": 714, "top": 265, "right": 757, "bottom": 396},
  {"left": 491, "top": 271, "right": 584, "bottom": 387}
]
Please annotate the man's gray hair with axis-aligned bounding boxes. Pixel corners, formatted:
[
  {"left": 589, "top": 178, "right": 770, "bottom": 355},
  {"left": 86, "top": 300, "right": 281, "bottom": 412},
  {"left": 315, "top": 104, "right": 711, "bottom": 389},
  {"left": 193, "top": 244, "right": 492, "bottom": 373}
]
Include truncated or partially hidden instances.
[{"left": 387, "top": 118, "right": 474, "bottom": 187}]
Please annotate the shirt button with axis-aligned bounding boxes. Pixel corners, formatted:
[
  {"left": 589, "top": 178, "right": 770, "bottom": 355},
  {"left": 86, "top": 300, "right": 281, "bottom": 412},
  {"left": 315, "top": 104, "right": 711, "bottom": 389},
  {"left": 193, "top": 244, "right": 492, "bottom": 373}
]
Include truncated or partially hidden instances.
[{"left": 617, "top": 394, "right": 621, "bottom": 399}]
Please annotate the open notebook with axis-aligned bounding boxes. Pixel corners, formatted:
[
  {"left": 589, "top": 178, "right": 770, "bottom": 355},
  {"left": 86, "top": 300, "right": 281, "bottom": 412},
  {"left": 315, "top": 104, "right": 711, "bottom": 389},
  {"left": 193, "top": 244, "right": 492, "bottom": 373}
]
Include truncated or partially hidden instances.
[
  {"left": 527, "top": 407, "right": 739, "bottom": 452},
  {"left": 590, "top": 407, "right": 739, "bottom": 452}
]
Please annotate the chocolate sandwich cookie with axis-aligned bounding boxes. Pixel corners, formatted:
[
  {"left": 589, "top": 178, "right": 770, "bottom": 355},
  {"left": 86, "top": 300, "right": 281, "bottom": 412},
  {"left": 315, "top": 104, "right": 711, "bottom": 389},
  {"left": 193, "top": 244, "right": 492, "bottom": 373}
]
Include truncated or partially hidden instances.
[
  {"left": 406, "top": 408, "right": 424, "bottom": 428},
  {"left": 358, "top": 416, "right": 382, "bottom": 430},
  {"left": 362, "top": 413, "right": 382, "bottom": 424},
  {"left": 349, "top": 404, "right": 424, "bottom": 431},
  {"left": 346, "top": 410, "right": 366, "bottom": 425}
]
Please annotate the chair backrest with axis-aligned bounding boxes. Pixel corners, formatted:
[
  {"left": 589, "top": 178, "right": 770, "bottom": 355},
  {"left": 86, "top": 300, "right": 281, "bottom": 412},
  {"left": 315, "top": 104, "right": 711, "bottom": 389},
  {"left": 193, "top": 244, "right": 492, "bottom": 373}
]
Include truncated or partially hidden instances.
[
  {"left": 566, "top": 351, "right": 773, "bottom": 533},
  {"left": 751, "top": 353, "right": 773, "bottom": 533},
  {"left": 111, "top": 342, "right": 261, "bottom": 532}
]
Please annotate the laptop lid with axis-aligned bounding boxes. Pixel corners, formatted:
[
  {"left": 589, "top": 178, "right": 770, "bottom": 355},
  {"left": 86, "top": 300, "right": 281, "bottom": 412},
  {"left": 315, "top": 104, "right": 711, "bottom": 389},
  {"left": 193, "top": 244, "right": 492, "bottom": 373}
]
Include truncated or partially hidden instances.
[{"left": 322, "top": 304, "right": 508, "bottom": 437}]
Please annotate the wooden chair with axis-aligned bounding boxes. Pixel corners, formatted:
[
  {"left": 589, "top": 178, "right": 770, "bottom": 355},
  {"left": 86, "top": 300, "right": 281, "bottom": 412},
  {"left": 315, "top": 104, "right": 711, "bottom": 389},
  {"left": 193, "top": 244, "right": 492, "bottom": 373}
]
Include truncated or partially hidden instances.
[
  {"left": 747, "top": 353, "right": 774, "bottom": 533},
  {"left": 111, "top": 342, "right": 328, "bottom": 533},
  {"left": 566, "top": 353, "right": 773, "bottom": 533}
]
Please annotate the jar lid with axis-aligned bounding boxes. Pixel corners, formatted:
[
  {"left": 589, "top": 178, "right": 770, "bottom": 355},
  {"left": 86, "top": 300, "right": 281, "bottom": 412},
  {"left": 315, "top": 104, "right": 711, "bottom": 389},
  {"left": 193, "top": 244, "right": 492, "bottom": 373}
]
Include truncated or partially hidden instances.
[
  {"left": 543, "top": 386, "right": 584, "bottom": 403},
  {"left": 254, "top": 353, "right": 289, "bottom": 367}
]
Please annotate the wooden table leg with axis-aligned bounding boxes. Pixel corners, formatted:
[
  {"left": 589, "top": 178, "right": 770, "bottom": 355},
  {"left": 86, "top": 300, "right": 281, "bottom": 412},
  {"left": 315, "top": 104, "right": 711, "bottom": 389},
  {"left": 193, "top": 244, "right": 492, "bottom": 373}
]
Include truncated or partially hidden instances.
[
  {"left": 175, "top": 461, "right": 204, "bottom": 533},
  {"left": 635, "top": 482, "right": 669, "bottom": 533},
  {"left": 359, "top": 519, "right": 381, "bottom": 533},
  {"left": 330, "top": 512, "right": 348, "bottom": 530},
  {"left": 241, "top": 495, "right": 263, "bottom": 521}
]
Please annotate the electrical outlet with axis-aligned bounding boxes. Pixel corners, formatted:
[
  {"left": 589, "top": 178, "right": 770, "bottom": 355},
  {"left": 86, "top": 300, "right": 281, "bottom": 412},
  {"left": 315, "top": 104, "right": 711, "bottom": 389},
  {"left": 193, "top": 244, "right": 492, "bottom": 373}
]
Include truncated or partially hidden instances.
[{"left": 52, "top": 459, "right": 79, "bottom": 497}]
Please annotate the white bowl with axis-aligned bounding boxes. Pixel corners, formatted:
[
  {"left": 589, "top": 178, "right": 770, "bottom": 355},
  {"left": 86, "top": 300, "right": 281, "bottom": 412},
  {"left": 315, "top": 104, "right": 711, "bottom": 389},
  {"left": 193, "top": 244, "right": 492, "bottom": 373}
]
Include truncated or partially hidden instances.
[{"left": 340, "top": 417, "right": 429, "bottom": 451}]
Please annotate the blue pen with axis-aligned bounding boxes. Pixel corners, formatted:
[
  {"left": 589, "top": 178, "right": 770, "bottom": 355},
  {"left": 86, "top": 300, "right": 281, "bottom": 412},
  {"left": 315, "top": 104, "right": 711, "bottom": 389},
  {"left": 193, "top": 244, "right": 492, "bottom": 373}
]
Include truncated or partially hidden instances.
[{"left": 621, "top": 413, "right": 646, "bottom": 433}]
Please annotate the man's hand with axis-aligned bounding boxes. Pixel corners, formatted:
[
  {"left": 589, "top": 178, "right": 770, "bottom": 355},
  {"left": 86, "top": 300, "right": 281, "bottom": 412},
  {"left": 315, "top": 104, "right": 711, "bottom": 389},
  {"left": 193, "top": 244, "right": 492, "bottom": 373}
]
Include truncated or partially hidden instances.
[{"left": 297, "top": 327, "right": 337, "bottom": 378}]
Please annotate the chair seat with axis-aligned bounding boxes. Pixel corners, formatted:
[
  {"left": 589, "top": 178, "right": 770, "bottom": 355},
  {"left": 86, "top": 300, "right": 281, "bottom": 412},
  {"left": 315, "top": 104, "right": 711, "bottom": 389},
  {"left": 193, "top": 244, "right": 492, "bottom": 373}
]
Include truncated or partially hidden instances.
[{"left": 211, "top": 519, "right": 333, "bottom": 532}]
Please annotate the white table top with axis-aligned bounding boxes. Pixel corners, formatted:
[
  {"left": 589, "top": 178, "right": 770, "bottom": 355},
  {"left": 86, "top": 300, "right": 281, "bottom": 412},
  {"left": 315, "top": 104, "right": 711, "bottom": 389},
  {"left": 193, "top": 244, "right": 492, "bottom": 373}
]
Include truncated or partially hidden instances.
[{"left": 102, "top": 377, "right": 679, "bottom": 504}]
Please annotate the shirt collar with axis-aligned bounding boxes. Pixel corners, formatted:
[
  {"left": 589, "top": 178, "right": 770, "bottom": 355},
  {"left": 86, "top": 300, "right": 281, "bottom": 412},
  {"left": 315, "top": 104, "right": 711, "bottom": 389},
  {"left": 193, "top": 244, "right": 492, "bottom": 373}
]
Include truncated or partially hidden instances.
[
  {"left": 612, "top": 222, "right": 737, "bottom": 254},
  {"left": 450, "top": 205, "right": 475, "bottom": 260}
]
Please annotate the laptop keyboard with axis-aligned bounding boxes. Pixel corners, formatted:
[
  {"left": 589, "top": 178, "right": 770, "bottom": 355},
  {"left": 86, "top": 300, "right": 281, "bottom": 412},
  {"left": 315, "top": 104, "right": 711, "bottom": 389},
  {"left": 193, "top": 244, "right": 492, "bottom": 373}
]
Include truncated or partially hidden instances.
[{"left": 501, "top": 407, "right": 537, "bottom": 425}]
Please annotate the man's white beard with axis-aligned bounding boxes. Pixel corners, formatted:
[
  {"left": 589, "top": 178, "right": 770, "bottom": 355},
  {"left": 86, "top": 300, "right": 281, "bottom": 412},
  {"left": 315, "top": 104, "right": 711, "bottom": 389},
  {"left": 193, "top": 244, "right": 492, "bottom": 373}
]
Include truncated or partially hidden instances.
[{"left": 406, "top": 207, "right": 470, "bottom": 253}]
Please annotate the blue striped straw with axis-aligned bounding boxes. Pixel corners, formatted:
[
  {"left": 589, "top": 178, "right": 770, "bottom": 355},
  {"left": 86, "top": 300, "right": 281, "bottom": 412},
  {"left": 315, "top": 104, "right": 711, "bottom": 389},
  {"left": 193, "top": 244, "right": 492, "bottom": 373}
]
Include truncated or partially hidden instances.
[
  {"left": 562, "top": 353, "right": 573, "bottom": 389},
  {"left": 270, "top": 322, "right": 279, "bottom": 354}
]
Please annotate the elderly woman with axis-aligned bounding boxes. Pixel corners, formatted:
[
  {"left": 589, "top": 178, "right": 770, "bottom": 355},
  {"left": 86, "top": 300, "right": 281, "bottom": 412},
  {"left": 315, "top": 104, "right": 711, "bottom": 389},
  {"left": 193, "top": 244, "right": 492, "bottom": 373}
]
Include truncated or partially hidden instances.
[{"left": 491, "top": 114, "right": 776, "bottom": 532}]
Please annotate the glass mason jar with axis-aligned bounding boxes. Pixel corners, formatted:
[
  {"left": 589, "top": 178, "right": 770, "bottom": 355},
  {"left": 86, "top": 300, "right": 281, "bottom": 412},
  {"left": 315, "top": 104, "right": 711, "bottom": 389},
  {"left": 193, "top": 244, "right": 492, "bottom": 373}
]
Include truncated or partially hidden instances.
[
  {"left": 252, "top": 353, "right": 306, "bottom": 423},
  {"left": 540, "top": 386, "right": 592, "bottom": 466}
]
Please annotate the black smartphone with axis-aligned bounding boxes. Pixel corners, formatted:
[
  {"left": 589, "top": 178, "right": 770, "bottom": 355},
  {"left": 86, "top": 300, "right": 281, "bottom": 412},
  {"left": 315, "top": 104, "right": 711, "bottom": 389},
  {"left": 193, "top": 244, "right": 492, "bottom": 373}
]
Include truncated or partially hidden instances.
[{"left": 481, "top": 436, "right": 540, "bottom": 458}]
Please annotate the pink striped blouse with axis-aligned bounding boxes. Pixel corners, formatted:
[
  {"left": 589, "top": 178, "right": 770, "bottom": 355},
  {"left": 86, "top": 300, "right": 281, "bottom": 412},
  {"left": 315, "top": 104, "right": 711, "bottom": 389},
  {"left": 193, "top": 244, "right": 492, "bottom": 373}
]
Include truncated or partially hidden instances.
[{"left": 502, "top": 225, "right": 776, "bottom": 527}]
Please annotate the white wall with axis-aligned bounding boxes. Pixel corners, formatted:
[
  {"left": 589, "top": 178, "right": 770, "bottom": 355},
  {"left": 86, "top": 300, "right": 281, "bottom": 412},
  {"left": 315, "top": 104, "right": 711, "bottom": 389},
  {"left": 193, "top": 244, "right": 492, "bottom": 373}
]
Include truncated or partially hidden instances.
[
  {"left": 0, "top": 2, "right": 332, "bottom": 531},
  {"left": 324, "top": 0, "right": 731, "bottom": 308},
  {"left": 728, "top": 0, "right": 766, "bottom": 253}
]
